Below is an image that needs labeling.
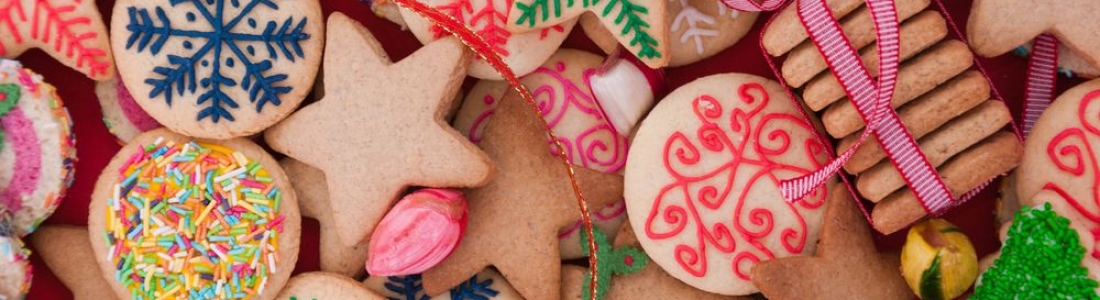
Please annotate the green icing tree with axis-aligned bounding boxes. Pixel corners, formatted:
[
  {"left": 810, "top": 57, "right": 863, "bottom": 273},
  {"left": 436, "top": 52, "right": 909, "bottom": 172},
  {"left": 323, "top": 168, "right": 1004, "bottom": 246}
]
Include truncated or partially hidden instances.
[{"left": 972, "top": 203, "right": 1100, "bottom": 299}]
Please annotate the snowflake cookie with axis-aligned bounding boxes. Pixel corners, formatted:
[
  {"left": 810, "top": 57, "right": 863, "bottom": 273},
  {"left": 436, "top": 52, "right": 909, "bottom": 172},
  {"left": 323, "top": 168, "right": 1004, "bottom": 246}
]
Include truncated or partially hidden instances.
[
  {"left": 110, "top": 0, "right": 324, "bottom": 139},
  {"left": 624, "top": 73, "right": 833, "bottom": 295},
  {"left": 0, "top": 0, "right": 115, "bottom": 80}
]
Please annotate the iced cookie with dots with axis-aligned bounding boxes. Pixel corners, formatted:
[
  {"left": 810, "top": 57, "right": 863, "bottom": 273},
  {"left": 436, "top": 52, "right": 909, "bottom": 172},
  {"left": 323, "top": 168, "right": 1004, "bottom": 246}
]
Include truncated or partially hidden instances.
[
  {"left": 96, "top": 76, "right": 161, "bottom": 144},
  {"left": 0, "top": 59, "right": 76, "bottom": 237},
  {"left": 624, "top": 73, "right": 833, "bottom": 295},
  {"left": 364, "top": 269, "right": 523, "bottom": 300},
  {"left": 275, "top": 272, "right": 384, "bottom": 300},
  {"left": 0, "top": 0, "right": 114, "bottom": 80},
  {"left": 110, "top": 0, "right": 324, "bottom": 139},
  {"left": 398, "top": 0, "right": 575, "bottom": 79},
  {"left": 581, "top": 0, "right": 756, "bottom": 67},
  {"left": 88, "top": 129, "right": 301, "bottom": 300},
  {"left": 452, "top": 49, "right": 629, "bottom": 260}
]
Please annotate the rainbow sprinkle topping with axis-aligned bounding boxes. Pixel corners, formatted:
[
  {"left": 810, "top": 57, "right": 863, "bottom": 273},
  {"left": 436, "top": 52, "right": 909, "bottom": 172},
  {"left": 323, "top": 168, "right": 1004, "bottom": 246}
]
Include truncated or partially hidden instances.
[{"left": 104, "top": 137, "right": 284, "bottom": 300}]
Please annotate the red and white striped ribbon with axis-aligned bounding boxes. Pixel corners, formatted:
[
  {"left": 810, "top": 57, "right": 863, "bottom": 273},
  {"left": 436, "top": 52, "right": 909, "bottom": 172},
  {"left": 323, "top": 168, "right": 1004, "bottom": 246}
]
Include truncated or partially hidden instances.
[
  {"left": 1023, "top": 34, "right": 1059, "bottom": 137},
  {"left": 720, "top": 0, "right": 786, "bottom": 11}
]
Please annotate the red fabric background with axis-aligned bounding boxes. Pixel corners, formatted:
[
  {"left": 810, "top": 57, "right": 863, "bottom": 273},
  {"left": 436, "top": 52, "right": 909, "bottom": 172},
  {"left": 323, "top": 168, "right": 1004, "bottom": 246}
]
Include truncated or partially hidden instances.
[{"left": 16, "top": 0, "right": 1082, "bottom": 299}]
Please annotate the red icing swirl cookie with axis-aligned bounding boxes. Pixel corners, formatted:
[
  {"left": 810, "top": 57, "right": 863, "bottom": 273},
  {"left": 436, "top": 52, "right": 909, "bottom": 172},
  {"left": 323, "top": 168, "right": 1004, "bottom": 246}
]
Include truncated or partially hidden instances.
[{"left": 624, "top": 73, "right": 832, "bottom": 295}]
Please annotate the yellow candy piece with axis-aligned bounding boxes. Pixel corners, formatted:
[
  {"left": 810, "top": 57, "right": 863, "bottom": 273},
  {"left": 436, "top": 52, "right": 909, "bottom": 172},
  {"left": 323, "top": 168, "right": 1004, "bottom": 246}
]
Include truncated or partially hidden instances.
[{"left": 900, "top": 219, "right": 978, "bottom": 300}]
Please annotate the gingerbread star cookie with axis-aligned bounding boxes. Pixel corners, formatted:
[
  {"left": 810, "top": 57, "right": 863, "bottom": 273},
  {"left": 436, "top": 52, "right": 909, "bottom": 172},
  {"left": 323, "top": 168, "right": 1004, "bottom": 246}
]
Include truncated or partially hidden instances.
[
  {"left": 398, "top": 0, "right": 576, "bottom": 79},
  {"left": 968, "top": 0, "right": 1100, "bottom": 69},
  {"left": 750, "top": 185, "right": 912, "bottom": 300},
  {"left": 265, "top": 13, "right": 493, "bottom": 248},
  {"left": 275, "top": 272, "right": 385, "bottom": 300},
  {"left": 0, "top": 0, "right": 113, "bottom": 79},
  {"left": 508, "top": 0, "right": 669, "bottom": 68},
  {"left": 31, "top": 225, "right": 117, "bottom": 300},
  {"left": 421, "top": 94, "right": 623, "bottom": 300},
  {"left": 111, "top": 0, "right": 324, "bottom": 139},
  {"left": 560, "top": 221, "right": 744, "bottom": 300},
  {"left": 280, "top": 158, "right": 369, "bottom": 278}
]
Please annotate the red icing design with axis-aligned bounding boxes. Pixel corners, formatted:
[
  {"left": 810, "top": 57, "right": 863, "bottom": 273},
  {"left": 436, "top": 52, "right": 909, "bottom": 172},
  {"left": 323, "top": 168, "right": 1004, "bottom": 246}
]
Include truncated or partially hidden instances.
[
  {"left": 0, "top": 0, "right": 111, "bottom": 78},
  {"left": 431, "top": 0, "right": 512, "bottom": 56},
  {"left": 1, "top": 108, "right": 41, "bottom": 213},
  {"left": 532, "top": 62, "right": 627, "bottom": 172},
  {"left": 644, "top": 83, "right": 828, "bottom": 280},
  {"left": 1043, "top": 89, "right": 1100, "bottom": 258}
]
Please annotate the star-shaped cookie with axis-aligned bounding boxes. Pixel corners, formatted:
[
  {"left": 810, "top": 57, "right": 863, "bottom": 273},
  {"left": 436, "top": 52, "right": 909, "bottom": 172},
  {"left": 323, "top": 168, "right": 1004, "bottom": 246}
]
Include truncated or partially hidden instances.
[
  {"left": 0, "top": 0, "right": 113, "bottom": 79},
  {"left": 968, "top": 0, "right": 1100, "bottom": 69},
  {"left": 265, "top": 13, "right": 494, "bottom": 247},
  {"left": 280, "top": 158, "right": 370, "bottom": 278},
  {"left": 421, "top": 94, "right": 623, "bottom": 300},
  {"left": 507, "top": 0, "right": 669, "bottom": 68},
  {"left": 750, "top": 185, "right": 912, "bottom": 299},
  {"left": 31, "top": 225, "right": 117, "bottom": 300},
  {"left": 560, "top": 220, "right": 747, "bottom": 300}
]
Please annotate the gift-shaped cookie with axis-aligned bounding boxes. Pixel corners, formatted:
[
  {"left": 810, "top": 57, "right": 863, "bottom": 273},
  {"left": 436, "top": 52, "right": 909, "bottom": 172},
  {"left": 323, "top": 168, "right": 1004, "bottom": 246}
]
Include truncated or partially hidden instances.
[{"left": 761, "top": 0, "right": 1023, "bottom": 234}]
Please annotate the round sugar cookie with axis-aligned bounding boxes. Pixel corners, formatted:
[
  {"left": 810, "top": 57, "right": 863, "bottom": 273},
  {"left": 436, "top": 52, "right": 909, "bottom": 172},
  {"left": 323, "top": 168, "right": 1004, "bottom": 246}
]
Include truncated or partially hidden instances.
[
  {"left": 89, "top": 129, "right": 300, "bottom": 300},
  {"left": 0, "top": 59, "right": 77, "bottom": 237},
  {"left": 452, "top": 49, "right": 629, "bottom": 260},
  {"left": 0, "top": 215, "right": 31, "bottom": 300},
  {"left": 1017, "top": 78, "right": 1100, "bottom": 267},
  {"left": 364, "top": 269, "right": 524, "bottom": 300},
  {"left": 96, "top": 77, "right": 162, "bottom": 143},
  {"left": 624, "top": 73, "right": 833, "bottom": 295},
  {"left": 398, "top": 0, "right": 574, "bottom": 80},
  {"left": 110, "top": 0, "right": 324, "bottom": 139},
  {"left": 580, "top": 0, "right": 756, "bottom": 67}
]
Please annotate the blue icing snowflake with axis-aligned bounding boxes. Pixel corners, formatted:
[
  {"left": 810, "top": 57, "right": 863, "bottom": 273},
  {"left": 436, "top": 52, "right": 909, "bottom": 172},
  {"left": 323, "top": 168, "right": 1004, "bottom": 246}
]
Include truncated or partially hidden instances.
[
  {"left": 123, "top": 0, "right": 310, "bottom": 122},
  {"left": 384, "top": 274, "right": 500, "bottom": 300}
]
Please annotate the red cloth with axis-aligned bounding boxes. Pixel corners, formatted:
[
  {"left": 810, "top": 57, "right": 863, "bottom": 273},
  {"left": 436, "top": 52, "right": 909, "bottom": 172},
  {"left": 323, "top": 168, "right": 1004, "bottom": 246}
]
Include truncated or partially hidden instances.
[{"left": 18, "top": 0, "right": 1078, "bottom": 299}]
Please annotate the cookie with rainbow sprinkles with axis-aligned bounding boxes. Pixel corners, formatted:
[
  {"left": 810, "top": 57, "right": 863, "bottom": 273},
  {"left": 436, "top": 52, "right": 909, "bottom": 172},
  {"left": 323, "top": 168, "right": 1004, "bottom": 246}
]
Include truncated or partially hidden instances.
[
  {"left": 88, "top": 128, "right": 300, "bottom": 300},
  {"left": 0, "top": 59, "right": 77, "bottom": 237}
]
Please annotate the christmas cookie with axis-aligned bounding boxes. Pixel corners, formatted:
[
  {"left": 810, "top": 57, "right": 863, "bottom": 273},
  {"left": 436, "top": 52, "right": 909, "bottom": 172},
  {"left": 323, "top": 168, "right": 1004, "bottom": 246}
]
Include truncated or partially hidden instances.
[
  {"left": 265, "top": 13, "right": 492, "bottom": 248},
  {"left": 0, "top": 0, "right": 114, "bottom": 80},
  {"left": 452, "top": 49, "right": 628, "bottom": 260},
  {"left": 1013, "top": 42, "right": 1100, "bottom": 79},
  {"left": 88, "top": 129, "right": 301, "bottom": 300},
  {"left": 398, "top": 0, "right": 575, "bottom": 79},
  {"left": 275, "top": 272, "right": 384, "bottom": 300},
  {"left": 968, "top": 0, "right": 1100, "bottom": 72},
  {"left": 96, "top": 77, "right": 161, "bottom": 144},
  {"left": 761, "top": 0, "right": 1024, "bottom": 234},
  {"left": 280, "top": 158, "right": 368, "bottom": 278},
  {"left": 421, "top": 94, "right": 623, "bottom": 300},
  {"left": 624, "top": 73, "right": 833, "bottom": 295},
  {"left": 580, "top": 0, "right": 756, "bottom": 67},
  {"left": 508, "top": 0, "right": 669, "bottom": 68},
  {"left": 110, "top": 0, "right": 324, "bottom": 139},
  {"left": 364, "top": 269, "right": 523, "bottom": 300},
  {"left": 1017, "top": 78, "right": 1100, "bottom": 269},
  {"left": 751, "top": 185, "right": 912, "bottom": 300},
  {"left": 0, "top": 213, "right": 30, "bottom": 300},
  {"left": 32, "top": 225, "right": 117, "bottom": 300},
  {"left": 0, "top": 59, "right": 76, "bottom": 237}
]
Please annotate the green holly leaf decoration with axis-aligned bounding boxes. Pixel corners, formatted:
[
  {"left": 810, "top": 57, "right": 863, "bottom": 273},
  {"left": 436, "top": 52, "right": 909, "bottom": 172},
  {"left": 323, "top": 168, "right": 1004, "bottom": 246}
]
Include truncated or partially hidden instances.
[
  {"left": 579, "top": 228, "right": 649, "bottom": 300},
  {"left": 919, "top": 254, "right": 944, "bottom": 300},
  {"left": 513, "top": 0, "right": 661, "bottom": 60}
]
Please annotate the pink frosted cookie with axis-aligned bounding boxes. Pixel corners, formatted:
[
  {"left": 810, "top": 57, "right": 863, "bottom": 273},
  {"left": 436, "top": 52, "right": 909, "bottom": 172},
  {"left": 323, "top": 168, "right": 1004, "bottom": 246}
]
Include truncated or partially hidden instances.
[
  {"left": 452, "top": 49, "right": 629, "bottom": 260},
  {"left": 95, "top": 76, "right": 161, "bottom": 143},
  {"left": 0, "top": 214, "right": 31, "bottom": 300},
  {"left": 624, "top": 73, "right": 833, "bottom": 295},
  {"left": 0, "top": 59, "right": 76, "bottom": 237},
  {"left": 397, "top": 0, "right": 574, "bottom": 79},
  {"left": 1017, "top": 78, "right": 1100, "bottom": 275}
]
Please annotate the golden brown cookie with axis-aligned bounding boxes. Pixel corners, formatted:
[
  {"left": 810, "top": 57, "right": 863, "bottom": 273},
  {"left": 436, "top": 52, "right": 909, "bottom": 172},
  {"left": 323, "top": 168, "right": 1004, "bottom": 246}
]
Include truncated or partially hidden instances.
[
  {"left": 421, "top": 94, "right": 623, "bottom": 300},
  {"left": 280, "top": 158, "right": 369, "bottom": 278},
  {"left": 968, "top": 0, "right": 1100, "bottom": 70},
  {"left": 32, "top": 225, "right": 117, "bottom": 300},
  {"left": 265, "top": 13, "right": 493, "bottom": 248}
]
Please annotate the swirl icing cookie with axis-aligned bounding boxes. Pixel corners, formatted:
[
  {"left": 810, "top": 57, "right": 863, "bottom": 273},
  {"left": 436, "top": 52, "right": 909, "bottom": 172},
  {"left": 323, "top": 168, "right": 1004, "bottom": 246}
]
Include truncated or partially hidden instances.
[
  {"left": 96, "top": 77, "right": 161, "bottom": 143},
  {"left": 581, "top": 0, "right": 757, "bottom": 67},
  {"left": 398, "top": 0, "right": 575, "bottom": 79},
  {"left": 88, "top": 129, "right": 300, "bottom": 300},
  {"left": 0, "top": 214, "right": 31, "bottom": 300},
  {"left": 624, "top": 73, "right": 833, "bottom": 295},
  {"left": 0, "top": 59, "right": 76, "bottom": 237},
  {"left": 452, "top": 49, "right": 629, "bottom": 260},
  {"left": 0, "top": 0, "right": 114, "bottom": 80},
  {"left": 110, "top": 0, "right": 324, "bottom": 139},
  {"left": 1017, "top": 78, "right": 1100, "bottom": 270}
]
